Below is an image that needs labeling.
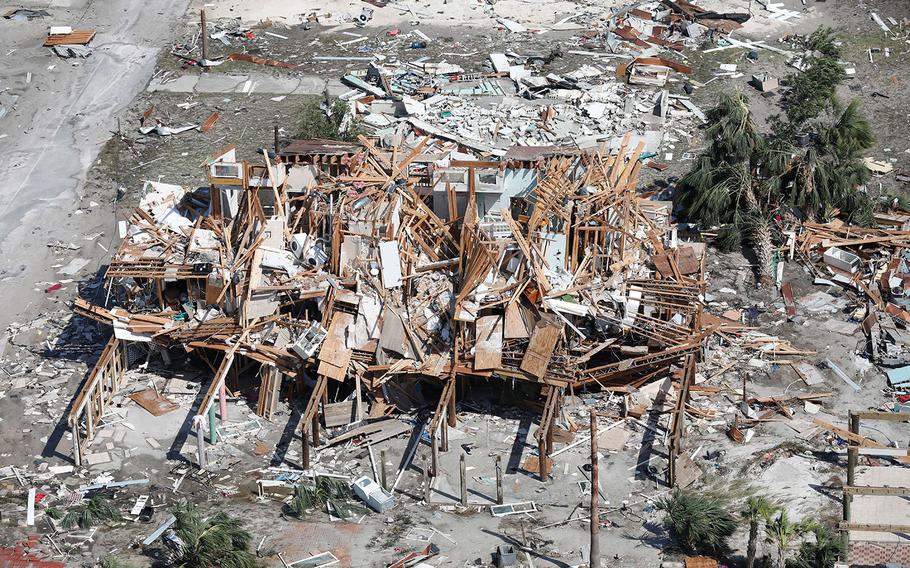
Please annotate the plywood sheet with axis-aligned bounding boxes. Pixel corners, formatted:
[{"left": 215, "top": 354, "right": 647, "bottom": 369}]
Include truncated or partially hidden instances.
[
  {"left": 317, "top": 354, "right": 350, "bottom": 382},
  {"left": 44, "top": 30, "right": 95, "bottom": 46},
  {"left": 474, "top": 315, "right": 503, "bottom": 370},
  {"left": 319, "top": 311, "right": 354, "bottom": 368},
  {"left": 504, "top": 302, "right": 531, "bottom": 339},
  {"left": 676, "top": 246, "right": 700, "bottom": 275},
  {"left": 323, "top": 400, "right": 355, "bottom": 428},
  {"left": 792, "top": 362, "right": 825, "bottom": 386},
  {"left": 520, "top": 315, "right": 562, "bottom": 378},
  {"left": 130, "top": 388, "right": 179, "bottom": 416}
]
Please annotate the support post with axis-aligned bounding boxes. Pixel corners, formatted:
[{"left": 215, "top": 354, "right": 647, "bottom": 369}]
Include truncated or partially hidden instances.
[
  {"left": 200, "top": 10, "right": 209, "bottom": 64},
  {"left": 431, "top": 427, "right": 439, "bottom": 478},
  {"left": 844, "top": 444, "right": 858, "bottom": 552},
  {"left": 546, "top": 415, "right": 554, "bottom": 458},
  {"left": 538, "top": 435, "right": 548, "bottom": 482},
  {"left": 72, "top": 425, "right": 82, "bottom": 467},
  {"left": 590, "top": 410, "right": 600, "bottom": 568},
  {"left": 219, "top": 382, "right": 228, "bottom": 422},
  {"left": 447, "top": 380, "right": 457, "bottom": 427},
  {"left": 196, "top": 421, "right": 207, "bottom": 469},
  {"left": 423, "top": 458, "right": 432, "bottom": 504},
  {"left": 459, "top": 452, "right": 468, "bottom": 506},
  {"left": 354, "top": 370, "right": 363, "bottom": 422},
  {"left": 380, "top": 449, "right": 388, "bottom": 490},
  {"left": 441, "top": 411, "right": 449, "bottom": 452},
  {"left": 301, "top": 433, "right": 310, "bottom": 470},
  {"left": 311, "top": 413, "right": 320, "bottom": 446},
  {"left": 208, "top": 405, "right": 217, "bottom": 444},
  {"left": 273, "top": 125, "right": 280, "bottom": 156},
  {"left": 848, "top": 412, "right": 860, "bottom": 438},
  {"left": 495, "top": 455, "right": 503, "bottom": 505}
]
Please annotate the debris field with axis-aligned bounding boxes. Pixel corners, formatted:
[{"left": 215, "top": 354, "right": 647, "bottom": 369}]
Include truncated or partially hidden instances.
[{"left": 0, "top": 1, "right": 909, "bottom": 567}]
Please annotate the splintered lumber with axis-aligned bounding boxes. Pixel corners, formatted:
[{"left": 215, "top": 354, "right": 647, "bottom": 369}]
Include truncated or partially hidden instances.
[
  {"left": 73, "top": 132, "right": 712, "bottom": 473},
  {"left": 520, "top": 315, "right": 563, "bottom": 378},
  {"left": 199, "top": 112, "right": 220, "bottom": 133},
  {"left": 781, "top": 281, "right": 796, "bottom": 318},
  {"left": 323, "top": 419, "right": 411, "bottom": 448},
  {"left": 812, "top": 417, "right": 910, "bottom": 463}
]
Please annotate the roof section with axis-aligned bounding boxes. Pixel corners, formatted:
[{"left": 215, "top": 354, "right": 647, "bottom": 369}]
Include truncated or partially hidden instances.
[
  {"left": 504, "top": 145, "right": 580, "bottom": 162},
  {"left": 279, "top": 139, "right": 362, "bottom": 158}
]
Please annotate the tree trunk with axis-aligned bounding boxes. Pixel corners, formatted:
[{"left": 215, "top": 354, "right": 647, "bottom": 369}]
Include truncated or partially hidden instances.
[
  {"left": 752, "top": 221, "right": 774, "bottom": 287},
  {"left": 746, "top": 521, "right": 758, "bottom": 568}
]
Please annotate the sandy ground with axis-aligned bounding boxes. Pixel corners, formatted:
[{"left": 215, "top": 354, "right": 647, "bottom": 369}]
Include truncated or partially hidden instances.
[
  {"left": 0, "top": 0, "right": 190, "bottom": 334},
  {"left": 189, "top": 0, "right": 827, "bottom": 34}
]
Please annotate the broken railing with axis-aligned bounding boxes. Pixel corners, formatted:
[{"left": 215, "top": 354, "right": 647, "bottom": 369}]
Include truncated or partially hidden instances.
[{"left": 67, "top": 336, "right": 128, "bottom": 466}]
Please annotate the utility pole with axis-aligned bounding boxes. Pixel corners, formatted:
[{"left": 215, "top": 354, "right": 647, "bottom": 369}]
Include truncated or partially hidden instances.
[{"left": 590, "top": 409, "right": 600, "bottom": 568}]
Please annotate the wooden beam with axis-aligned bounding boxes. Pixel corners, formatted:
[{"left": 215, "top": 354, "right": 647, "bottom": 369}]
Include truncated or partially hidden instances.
[
  {"left": 850, "top": 410, "right": 910, "bottom": 422},
  {"left": 838, "top": 522, "right": 910, "bottom": 533},
  {"left": 814, "top": 417, "right": 910, "bottom": 464},
  {"left": 843, "top": 486, "right": 910, "bottom": 497},
  {"left": 847, "top": 447, "right": 910, "bottom": 458}
]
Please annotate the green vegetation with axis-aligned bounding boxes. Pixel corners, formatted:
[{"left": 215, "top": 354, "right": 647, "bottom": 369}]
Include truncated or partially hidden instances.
[
  {"left": 781, "top": 28, "right": 846, "bottom": 129},
  {"left": 287, "top": 475, "right": 367, "bottom": 520},
  {"left": 785, "top": 526, "right": 845, "bottom": 568},
  {"left": 765, "top": 510, "right": 816, "bottom": 567},
  {"left": 657, "top": 485, "right": 842, "bottom": 567},
  {"left": 171, "top": 502, "right": 261, "bottom": 568},
  {"left": 656, "top": 489, "right": 738, "bottom": 555},
  {"left": 676, "top": 28, "right": 875, "bottom": 281},
  {"left": 46, "top": 494, "right": 121, "bottom": 530},
  {"left": 785, "top": 99, "right": 874, "bottom": 225},
  {"left": 742, "top": 496, "right": 776, "bottom": 568},
  {"left": 675, "top": 92, "right": 781, "bottom": 283},
  {"left": 99, "top": 557, "right": 136, "bottom": 568},
  {"left": 295, "top": 95, "right": 364, "bottom": 141}
]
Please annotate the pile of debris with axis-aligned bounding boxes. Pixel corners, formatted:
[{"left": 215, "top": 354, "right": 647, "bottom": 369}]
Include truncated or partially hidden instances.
[
  {"left": 792, "top": 217, "right": 910, "bottom": 401},
  {"left": 67, "top": 130, "right": 715, "bottom": 490}
]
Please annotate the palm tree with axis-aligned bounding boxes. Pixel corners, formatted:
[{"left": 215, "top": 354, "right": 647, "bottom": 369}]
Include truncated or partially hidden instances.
[
  {"left": 782, "top": 28, "right": 846, "bottom": 129},
  {"left": 765, "top": 510, "right": 815, "bottom": 567},
  {"left": 656, "top": 490, "right": 738, "bottom": 556},
  {"left": 742, "top": 496, "right": 776, "bottom": 568},
  {"left": 171, "top": 502, "right": 261, "bottom": 568},
  {"left": 675, "top": 92, "right": 783, "bottom": 284},
  {"left": 785, "top": 526, "right": 845, "bottom": 568},
  {"left": 785, "top": 99, "right": 874, "bottom": 225}
]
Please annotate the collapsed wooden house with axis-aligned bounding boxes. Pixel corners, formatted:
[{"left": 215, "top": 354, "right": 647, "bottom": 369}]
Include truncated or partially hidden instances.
[{"left": 68, "top": 132, "right": 708, "bottom": 485}]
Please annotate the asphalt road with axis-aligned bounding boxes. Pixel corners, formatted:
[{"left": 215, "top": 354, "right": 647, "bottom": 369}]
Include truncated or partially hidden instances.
[{"left": 0, "top": 0, "right": 189, "bottom": 332}]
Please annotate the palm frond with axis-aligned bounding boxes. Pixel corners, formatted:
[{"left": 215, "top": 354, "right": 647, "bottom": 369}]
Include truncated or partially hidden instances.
[{"left": 657, "top": 490, "right": 737, "bottom": 555}]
